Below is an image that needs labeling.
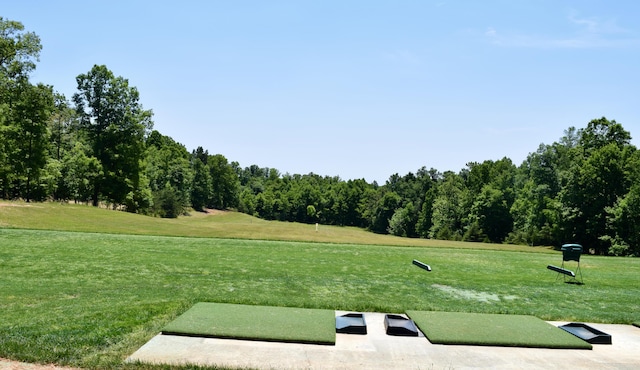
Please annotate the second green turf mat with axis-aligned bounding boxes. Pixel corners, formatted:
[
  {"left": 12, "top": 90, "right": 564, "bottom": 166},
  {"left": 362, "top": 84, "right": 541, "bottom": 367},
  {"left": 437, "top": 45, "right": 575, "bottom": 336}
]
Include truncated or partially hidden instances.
[
  {"left": 162, "top": 302, "right": 336, "bottom": 345},
  {"left": 406, "top": 311, "right": 592, "bottom": 349}
]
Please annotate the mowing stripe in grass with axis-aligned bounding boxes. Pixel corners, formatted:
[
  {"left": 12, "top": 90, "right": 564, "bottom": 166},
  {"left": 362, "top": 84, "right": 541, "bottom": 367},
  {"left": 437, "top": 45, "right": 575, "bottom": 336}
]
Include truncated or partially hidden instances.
[
  {"left": 406, "top": 311, "right": 592, "bottom": 349},
  {"left": 162, "top": 302, "right": 336, "bottom": 345}
]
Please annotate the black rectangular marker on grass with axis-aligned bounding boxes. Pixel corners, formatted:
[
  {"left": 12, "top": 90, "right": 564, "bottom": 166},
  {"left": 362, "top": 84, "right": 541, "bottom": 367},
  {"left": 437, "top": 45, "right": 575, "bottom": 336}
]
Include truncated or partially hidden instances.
[{"left": 412, "top": 259, "right": 431, "bottom": 271}]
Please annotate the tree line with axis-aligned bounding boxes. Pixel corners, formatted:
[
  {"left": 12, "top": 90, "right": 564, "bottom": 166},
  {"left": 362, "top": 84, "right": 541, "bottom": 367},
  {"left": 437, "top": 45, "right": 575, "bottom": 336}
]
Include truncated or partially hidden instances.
[{"left": 2, "top": 18, "right": 639, "bottom": 256}]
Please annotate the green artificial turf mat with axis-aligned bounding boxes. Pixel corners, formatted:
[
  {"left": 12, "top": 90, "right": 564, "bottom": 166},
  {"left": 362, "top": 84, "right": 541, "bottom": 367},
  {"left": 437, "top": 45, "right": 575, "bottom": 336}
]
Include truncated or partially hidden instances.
[
  {"left": 162, "top": 302, "right": 336, "bottom": 345},
  {"left": 406, "top": 311, "right": 592, "bottom": 349}
]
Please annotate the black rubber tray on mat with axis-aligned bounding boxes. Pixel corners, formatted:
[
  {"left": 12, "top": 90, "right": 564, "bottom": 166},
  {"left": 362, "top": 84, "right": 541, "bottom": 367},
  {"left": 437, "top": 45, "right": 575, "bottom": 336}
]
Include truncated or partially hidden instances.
[
  {"left": 384, "top": 314, "right": 418, "bottom": 336},
  {"left": 336, "top": 313, "right": 367, "bottom": 334},
  {"left": 559, "top": 323, "right": 612, "bottom": 344}
]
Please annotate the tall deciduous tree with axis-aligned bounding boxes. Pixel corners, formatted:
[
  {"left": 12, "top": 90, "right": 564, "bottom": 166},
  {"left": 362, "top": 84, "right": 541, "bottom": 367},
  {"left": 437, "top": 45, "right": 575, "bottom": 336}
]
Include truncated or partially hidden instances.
[
  {"left": 0, "top": 18, "right": 53, "bottom": 201},
  {"left": 207, "top": 154, "right": 239, "bottom": 209},
  {"left": 606, "top": 150, "right": 640, "bottom": 256},
  {"left": 145, "top": 130, "right": 193, "bottom": 217},
  {"left": 191, "top": 156, "right": 211, "bottom": 211},
  {"left": 365, "top": 189, "right": 401, "bottom": 234},
  {"left": 9, "top": 82, "right": 54, "bottom": 201},
  {"left": 73, "top": 65, "right": 153, "bottom": 209},
  {"left": 579, "top": 117, "right": 631, "bottom": 153},
  {"left": 463, "top": 158, "right": 516, "bottom": 243},
  {"left": 561, "top": 118, "right": 635, "bottom": 254},
  {"left": 562, "top": 143, "right": 633, "bottom": 254},
  {"left": 48, "top": 93, "right": 76, "bottom": 162},
  {"left": 429, "top": 171, "right": 467, "bottom": 240},
  {"left": 0, "top": 17, "right": 41, "bottom": 79}
]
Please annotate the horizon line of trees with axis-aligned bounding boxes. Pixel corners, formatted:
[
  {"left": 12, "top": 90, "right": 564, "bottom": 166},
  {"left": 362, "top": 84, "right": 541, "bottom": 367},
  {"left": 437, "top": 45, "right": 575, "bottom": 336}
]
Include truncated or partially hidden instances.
[{"left": 2, "top": 17, "right": 639, "bottom": 256}]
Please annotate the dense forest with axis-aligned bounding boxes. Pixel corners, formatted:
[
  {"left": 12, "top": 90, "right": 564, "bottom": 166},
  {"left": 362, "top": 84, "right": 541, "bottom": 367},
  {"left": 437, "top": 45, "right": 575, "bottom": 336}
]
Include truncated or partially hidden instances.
[{"left": 2, "top": 18, "right": 639, "bottom": 256}]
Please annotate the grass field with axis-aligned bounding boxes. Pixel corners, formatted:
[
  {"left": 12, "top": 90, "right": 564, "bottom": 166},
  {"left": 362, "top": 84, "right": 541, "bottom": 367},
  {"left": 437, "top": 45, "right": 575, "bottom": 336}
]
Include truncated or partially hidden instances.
[
  {"left": 1, "top": 201, "right": 639, "bottom": 369},
  {"left": 0, "top": 201, "right": 554, "bottom": 251}
]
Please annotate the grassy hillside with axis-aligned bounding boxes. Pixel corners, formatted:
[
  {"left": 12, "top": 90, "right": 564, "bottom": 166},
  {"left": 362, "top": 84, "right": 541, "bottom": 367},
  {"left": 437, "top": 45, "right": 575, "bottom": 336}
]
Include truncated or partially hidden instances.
[{"left": 0, "top": 200, "right": 552, "bottom": 252}]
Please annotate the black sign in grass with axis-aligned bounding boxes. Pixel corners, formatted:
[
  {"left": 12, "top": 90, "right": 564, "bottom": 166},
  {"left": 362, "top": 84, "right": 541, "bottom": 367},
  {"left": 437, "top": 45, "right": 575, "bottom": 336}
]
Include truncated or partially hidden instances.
[
  {"left": 547, "top": 264, "right": 575, "bottom": 277},
  {"left": 162, "top": 302, "right": 336, "bottom": 345},
  {"left": 412, "top": 259, "right": 431, "bottom": 271}
]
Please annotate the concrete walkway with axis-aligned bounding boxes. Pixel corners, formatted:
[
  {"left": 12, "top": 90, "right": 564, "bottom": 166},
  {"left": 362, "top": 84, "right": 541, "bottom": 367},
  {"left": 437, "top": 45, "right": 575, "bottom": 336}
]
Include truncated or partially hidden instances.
[{"left": 127, "top": 312, "right": 640, "bottom": 369}]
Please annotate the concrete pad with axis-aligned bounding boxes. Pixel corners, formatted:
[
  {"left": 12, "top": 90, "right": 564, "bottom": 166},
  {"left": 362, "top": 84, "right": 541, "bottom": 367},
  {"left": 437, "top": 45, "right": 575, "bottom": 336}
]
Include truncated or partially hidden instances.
[{"left": 127, "top": 313, "right": 640, "bottom": 369}]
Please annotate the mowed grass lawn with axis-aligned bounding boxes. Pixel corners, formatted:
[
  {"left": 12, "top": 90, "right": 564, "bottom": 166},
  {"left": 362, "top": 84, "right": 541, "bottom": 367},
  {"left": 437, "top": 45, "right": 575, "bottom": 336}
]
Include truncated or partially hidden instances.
[{"left": 1, "top": 201, "right": 639, "bottom": 369}]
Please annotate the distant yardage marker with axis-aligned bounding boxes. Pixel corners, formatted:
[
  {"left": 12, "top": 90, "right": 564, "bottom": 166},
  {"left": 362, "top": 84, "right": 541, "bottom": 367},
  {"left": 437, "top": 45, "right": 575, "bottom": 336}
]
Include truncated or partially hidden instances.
[{"left": 412, "top": 259, "right": 431, "bottom": 272}]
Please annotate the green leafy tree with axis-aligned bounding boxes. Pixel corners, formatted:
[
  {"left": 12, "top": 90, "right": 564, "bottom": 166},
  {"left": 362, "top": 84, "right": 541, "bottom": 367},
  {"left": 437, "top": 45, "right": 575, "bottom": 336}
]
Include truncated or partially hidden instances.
[
  {"left": 606, "top": 187, "right": 640, "bottom": 256},
  {"left": 326, "top": 179, "right": 370, "bottom": 227},
  {"left": 561, "top": 118, "right": 634, "bottom": 254},
  {"left": 508, "top": 178, "right": 560, "bottom": 246},
  {"left": 459, "top": 158, "right": 515, "bottom": 243},
  {"left": 388, "top": 202, "right": 415, "bottom": 237},
  {"left": 429, "top": 172, "right": 467, "bottom": 240},
  {"left": 578, "top": 117, "right": 631, "bottom": 153},
  {"left": 145, "top": 130, "right": 193, "bottom": 216},
  {"left": 73, "top": 65, "right": 153, "bottom": 209},
  {"left": 190, "top": 155, "right": 212, "bottom": 211},
  {"left": 385, "top": 169, "right": 438, "bottom": 237},
  {"left": 152, "top": 186, "right": 182, "bottom": 218},
  {"left": 62, "top": 142, "right": 101, "bottom": 203},
  {"left": 48, "top": 93, "right": 76, "bottom": 161},
  {"left": 467, "top": 184, "right": 512, "bottom": 243},
  {"left": 255, "top": 189, "right": 276, "bottom": 219},
  {"left": 603, "top": 151, "right": 640, "bottom": 257},
  {"left": 6, "top": 82, "right": 54, "bottom": 201},
  {"left": 365, "top": 189, "right": 401, "bottom": 234},
  {"left": 207, "top": 154, "right": 239, "bottom": 209},
  {"left": 0, "top": 18, "right": 49, "bottom": 200},
  {"left": 509, "top": 143, "right": 565, "bottom": 246},
  {"left": 306, "top": 204, "right": 317, "bottom": 221},
  {"left": 562, "top": 144, "right": 633, "bottom": 254},
  {"left": 0, "top": 17, "right": 41, "bottom": 78},
  {"left": 237, "top": 187, "right": 257, "bottom": 215},
  {"left": 39, "top": 158, "right": 62, "bottom": 201},
  {"left": 416, "top": 187, "right": 436, "bottom": 238},
  {"left": 605, "top": 150, "right": 640, "bottom": 256}
]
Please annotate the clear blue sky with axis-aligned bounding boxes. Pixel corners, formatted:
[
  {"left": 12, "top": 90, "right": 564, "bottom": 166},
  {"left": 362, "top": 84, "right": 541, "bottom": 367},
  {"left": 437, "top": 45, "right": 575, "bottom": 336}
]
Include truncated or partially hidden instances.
[{"left": 5, "top": 1, "right": 640, "bottom": 183}]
